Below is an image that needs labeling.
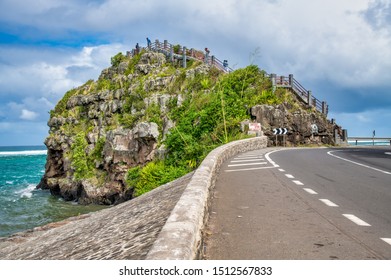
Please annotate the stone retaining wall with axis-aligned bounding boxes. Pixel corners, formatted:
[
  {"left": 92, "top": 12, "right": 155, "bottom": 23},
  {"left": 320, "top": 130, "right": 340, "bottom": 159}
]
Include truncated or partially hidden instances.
[
  {"left": 0, "top": 136, "right": 267, "bottom": 260},
  {"left": 146, "top": 136, "right": 268, "bottom": 259}
]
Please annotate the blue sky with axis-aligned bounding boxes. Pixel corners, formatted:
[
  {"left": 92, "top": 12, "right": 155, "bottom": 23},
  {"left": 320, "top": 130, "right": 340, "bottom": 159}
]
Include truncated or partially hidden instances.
[{"left": 1, "top": 0, "right": 391, "bottom": 146}]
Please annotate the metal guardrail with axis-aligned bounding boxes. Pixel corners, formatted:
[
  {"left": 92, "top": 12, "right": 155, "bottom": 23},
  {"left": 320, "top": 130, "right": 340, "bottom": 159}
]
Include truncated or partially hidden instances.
[{"left": 348, "top": 137, "right": 391, "bottom": 146}]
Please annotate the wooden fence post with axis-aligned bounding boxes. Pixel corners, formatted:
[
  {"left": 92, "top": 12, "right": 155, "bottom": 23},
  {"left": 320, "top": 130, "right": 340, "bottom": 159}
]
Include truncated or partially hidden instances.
[
  {"left": 289, "top": 74, "right": 293, "bottom": 87},
  {"left": 183, "top": 46, "right": 187, "bottom": 68},
  {"left": 271, "top": 74, "right": 276, "bottom": 93},
  {"left": 170, "top": 45, "right": 174, "bottom": 62},
  {"left": 322, "top": 101, "right": 327, "bottom": 115}
]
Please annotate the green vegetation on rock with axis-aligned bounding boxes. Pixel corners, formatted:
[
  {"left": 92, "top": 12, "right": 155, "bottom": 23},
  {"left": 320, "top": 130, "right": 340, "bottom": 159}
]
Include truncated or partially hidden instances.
[
  {"left": 71, "top": 132, "right": 92, "bottom": 180},
  {"left": 46, "top": 46, "right": 301, "bottom": 202},
  {"left": 127, "top": 64, "right": 281, "bottom": 196}
]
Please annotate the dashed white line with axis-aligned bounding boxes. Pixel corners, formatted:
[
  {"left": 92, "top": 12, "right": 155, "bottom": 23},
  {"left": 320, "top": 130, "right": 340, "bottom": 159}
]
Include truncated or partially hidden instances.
[
  {"left": 235, "top": 155, "right": 263, "bottom": 159},
  {"left": 278, "top": 169, "right": 285, "bottom": 172},
  {"left": 233, "top": 158, "right": 263, "bottom": 161},
  {"left": 303, "top": 188, "right": 318, "bottom": 195},
  {"left": 231, "top": 158, "right": 265, "bottom": 163},
  {"left": 343, "top": 214, "right": 371, "bottom": 226},
  {"left": 225, "top": 166, "right": 276, "bottom": 172},
  {"left": 381, "top": 238, "right": 391, "bottom": 245},
  {"left": 292, "top": 180, "right": 304, "bottom": 186},
  {"left": 228, "top": 162, "right": 267, "bottom": 167},
  {"left": 319, "top": 199, "right": 339, "bottom": 207},
  {"left": 285, "top": 174, "right": 294, "bottom": 179}
]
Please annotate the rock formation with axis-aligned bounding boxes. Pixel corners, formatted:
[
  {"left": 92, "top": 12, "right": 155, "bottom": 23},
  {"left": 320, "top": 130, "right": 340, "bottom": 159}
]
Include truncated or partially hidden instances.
[
  {"left": 37, "top": 46, "right": 345, "bottom": 205},
  {"left": 251, "top": 103, "right": 341, "bottom": 146}
]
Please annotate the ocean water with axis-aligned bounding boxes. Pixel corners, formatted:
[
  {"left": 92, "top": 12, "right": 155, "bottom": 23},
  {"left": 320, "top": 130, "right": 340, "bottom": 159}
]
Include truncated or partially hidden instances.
[{"left": 0, "top": 146, "right": 106, "bottom": 237}]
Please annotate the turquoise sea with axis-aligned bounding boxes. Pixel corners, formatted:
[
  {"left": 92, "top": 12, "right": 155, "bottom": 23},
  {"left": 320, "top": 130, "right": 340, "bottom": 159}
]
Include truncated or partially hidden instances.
[{"left": 0, "top": 146, "right": 106, "bottom": 237}]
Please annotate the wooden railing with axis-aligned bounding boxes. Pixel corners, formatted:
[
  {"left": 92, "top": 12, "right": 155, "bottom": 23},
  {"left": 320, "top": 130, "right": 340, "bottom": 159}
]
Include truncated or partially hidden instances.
[
  {"left": 131, "top": 39, "right": 233, "bottom": 73},
  {"left": 270, "top": 74, "right": 328, "bottom": 115},
  {"left": 129, "top": 39, "right": 328, "bottom": 116}
]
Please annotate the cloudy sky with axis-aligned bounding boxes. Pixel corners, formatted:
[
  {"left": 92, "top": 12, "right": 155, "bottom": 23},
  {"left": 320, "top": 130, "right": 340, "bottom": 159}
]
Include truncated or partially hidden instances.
[{"left": 1, "top": 0, "right": 391, "bottom": 146}]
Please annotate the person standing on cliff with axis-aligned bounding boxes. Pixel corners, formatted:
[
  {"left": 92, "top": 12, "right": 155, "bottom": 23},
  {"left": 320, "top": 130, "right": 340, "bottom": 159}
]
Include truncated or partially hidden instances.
[
  {"left": 146, "top": 37, "right": 151, "bottom": 48},
  {"left": 135, "top": 43, "right": 140, "bottom": 55},
  {"left": 223, "top": 59, "right": 229, "bottom": 71},
  {"left": 205, "top": 47, "right": 210, "bottom": 63}
]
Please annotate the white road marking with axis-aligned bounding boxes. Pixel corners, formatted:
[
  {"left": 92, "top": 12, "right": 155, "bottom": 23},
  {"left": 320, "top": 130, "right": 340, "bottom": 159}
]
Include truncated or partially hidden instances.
[
  {"left": 319, "top": 199, "right": 339, "bottom": 207},
  {"left": 343, "top": 214, "right": 371, "bottom": 226},
  {"left": 265, "top": 150, "right": 281, "bottom": 168},
  {"left": 292, "top": 180, "right": 304, "bottom": 185},
  {"left": 231, "top": 158, "right": 265, "bottom": 163},
  {"left": 228, "top": 162, "right": 267, "bottom": 167},
  {"left": 285, "top": 174, "right": 294, "bottom": 179},
  {"left": 303, "top": 188, "right": 318, "bottom": 195},
  {"left": 234, "top": 155, "right": 262, "bottom": 158},
  {"left": 225, "top": 166, "right": 276, "bottom": 172},
  {"left": 278, "top": 169, "right": 285, "bottom": 172},
  {"left": 328, "top": 150, "right": 391, "bottom": 175},
  {"left": 380, "top": 238, "right": 391, "bottom": 245},
  {"left": 235, "top": 155, "right": 263, "bottom": 159}
]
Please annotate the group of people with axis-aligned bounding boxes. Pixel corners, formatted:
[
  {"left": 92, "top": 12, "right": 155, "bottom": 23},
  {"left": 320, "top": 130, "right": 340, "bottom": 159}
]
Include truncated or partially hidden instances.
[{"left": 134, "top": 38, "right": 151, "bottom": 55}]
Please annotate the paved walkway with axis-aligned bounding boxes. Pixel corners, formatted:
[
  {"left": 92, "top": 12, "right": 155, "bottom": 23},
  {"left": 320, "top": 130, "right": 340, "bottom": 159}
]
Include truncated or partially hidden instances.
[{"left": 0, "top": 173, "right": 193, "bottom": 260}]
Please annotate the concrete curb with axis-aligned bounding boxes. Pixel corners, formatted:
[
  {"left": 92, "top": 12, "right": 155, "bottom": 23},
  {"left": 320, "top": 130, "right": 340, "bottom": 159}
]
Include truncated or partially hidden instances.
[{"left": 146, "top": 136, "right": 268, "bottom": 259}]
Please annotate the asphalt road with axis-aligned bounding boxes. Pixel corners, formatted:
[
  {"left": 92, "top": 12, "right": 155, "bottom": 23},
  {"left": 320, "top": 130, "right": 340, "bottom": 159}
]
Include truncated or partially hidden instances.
[{"left": 203, "top": 146, "right": 391, "bottom": 260}]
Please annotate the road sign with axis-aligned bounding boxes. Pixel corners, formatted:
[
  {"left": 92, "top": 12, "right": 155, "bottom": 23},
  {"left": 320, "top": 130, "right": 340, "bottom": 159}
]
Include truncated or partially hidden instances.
[
  {"left": 249, "top": 123, "right": 261, "bottom": 131},
  {"left": 273, "top": 128, "right": 288, "bottom": 135},
  {"left": 311, "top": 124, "right": 318, "bottom": 134}
]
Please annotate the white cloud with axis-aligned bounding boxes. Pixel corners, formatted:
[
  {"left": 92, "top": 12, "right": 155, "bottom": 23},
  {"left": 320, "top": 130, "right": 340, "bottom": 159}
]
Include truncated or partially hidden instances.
[
  {"left": 0, "top": 43, "right": 124, "bottom": 101},
  {"left": 1, "top": 0, "right": 391, "bottom": 142},
  {"left": 357, "top": 114, "right": 372, "bottom": 123},
  {"left": 331, "top": 109, "right": 391, "bottom": 137},
  {"left": 20, "top": 109, "right": 38, "bottom": 120},
  {"left": 0, "top": 42, "right": 126, "bottom": 135}
]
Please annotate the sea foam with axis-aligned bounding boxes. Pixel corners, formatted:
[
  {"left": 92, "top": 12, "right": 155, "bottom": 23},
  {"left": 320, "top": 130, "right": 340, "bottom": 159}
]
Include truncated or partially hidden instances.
[
  {"left": 0, "top": 150, "right": 47, "bottom": 156},
  {"left": 15, "top": 184, "right": 36, "bottom": 199}
]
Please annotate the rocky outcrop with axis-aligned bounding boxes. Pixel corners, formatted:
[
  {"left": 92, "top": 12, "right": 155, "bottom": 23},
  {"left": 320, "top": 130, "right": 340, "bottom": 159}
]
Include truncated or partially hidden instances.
[
  {"left": 37, "top": 49, "right": 224, "bottom": 205},
  {"left": 251, "top": 103, "right": 341, "bottom": 146},
  {"left": 40, "top": 122, "right": 160, "bottom": 205},
  {"left": 37, "top": 51, "right": 178, "bottom": 204},
  {"left": 37, "top": 47, "right": 344, "bottom": 205}
]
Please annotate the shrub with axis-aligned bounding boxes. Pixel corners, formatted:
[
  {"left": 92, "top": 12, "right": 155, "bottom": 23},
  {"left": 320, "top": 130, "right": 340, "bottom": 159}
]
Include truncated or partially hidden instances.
[
  {"left": 127, "top": 161, "right": 188, "bottom": 197},
  {"left": 111, "top": 52, "right": 125, "bottom": 67},
  {"left": 125, "top": 51, "right": 143, "bottom": 75},
  {"left": 50, "top": 88, "right": 78, "bottom": 117},
  {"left": 71, "top": 132, "right": 92, "bottom": 180}
]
